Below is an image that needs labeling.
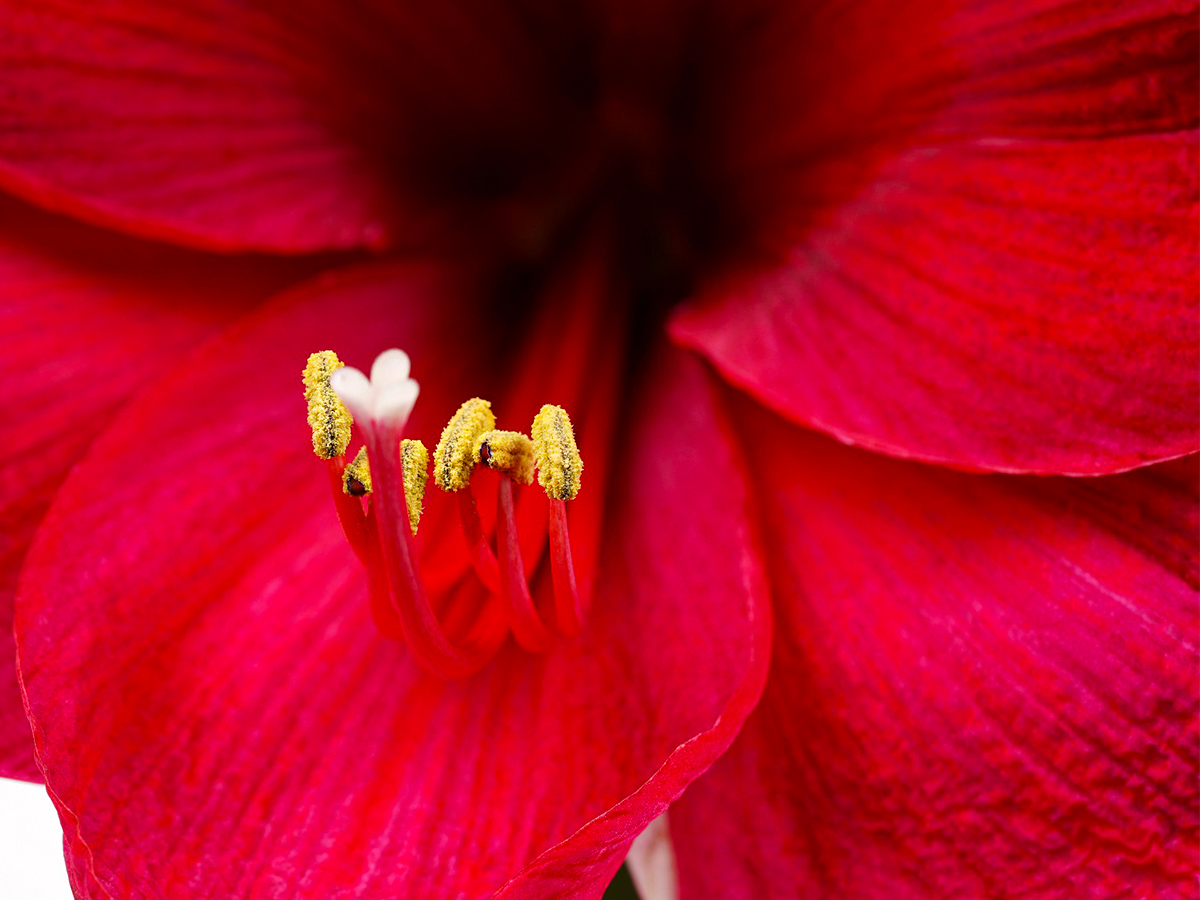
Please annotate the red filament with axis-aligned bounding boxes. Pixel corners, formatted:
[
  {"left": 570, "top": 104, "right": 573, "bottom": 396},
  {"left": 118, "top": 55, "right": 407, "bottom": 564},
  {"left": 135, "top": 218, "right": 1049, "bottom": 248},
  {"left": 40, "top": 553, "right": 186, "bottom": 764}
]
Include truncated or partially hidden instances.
[
  {"left": 456, "top": 485, "right": 501, "bottom": 593},
  {"left": 328, "top": 425, "right": 582, "bottom": 679},
  {"left": 496, "top": 477, "right": 551, "bottom": 652}
]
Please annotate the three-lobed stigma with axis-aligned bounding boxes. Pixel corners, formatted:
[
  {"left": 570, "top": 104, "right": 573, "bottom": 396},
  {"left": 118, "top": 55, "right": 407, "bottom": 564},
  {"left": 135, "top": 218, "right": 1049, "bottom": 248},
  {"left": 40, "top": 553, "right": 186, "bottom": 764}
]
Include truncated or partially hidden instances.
[{"left": 302, "top": 348, "right": 585, "bottom": 679}]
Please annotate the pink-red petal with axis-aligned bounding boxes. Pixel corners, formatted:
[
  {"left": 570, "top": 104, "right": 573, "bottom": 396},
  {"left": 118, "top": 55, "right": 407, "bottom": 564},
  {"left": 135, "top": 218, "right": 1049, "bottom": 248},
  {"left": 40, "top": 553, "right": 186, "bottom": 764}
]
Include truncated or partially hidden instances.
[
  {"left": 16, "top": 262, "right": 770, "bottom": 898},
  {"left": 0, "top": 1, "right": 574, "bottom": 253},
  {"left": 0, "top": 194, "right": 308, "bottom": 782},
  {"left": 674, "top": 133, "right": 1198, "bottom": 474},
  {"left": 935, "top": 0, "right": 1198, "bottom": 140},
  {"left": 674, "top": 0, "right": 1198, "bottom": 474},
  {"left": 671, "top": 395, "right": 1198, "bottom": 898}
]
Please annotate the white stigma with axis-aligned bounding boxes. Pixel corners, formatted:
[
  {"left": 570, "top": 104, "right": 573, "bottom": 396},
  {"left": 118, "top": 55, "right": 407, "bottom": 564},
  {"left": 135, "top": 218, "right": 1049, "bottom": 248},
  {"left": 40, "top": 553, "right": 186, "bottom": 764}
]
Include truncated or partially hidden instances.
[
  {"left": 371, "top": 348, "right": 412, "bottom": 387},
  {"left": 331, "top": 348, "right": 420, "bottom": 428}
]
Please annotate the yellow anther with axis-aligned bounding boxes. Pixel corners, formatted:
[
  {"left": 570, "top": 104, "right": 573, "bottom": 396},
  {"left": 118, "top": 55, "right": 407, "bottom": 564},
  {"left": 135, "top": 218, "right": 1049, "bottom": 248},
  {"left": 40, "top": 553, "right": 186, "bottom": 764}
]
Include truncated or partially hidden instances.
[
  {"left": 303, "top": 351, "right": 353, "bottom": 460},
  {"left": 531, "top": 404, "right": 582, "bottom": 500},
  {"left": 401, "top": 439, "right": 430, "bottom": 535},
  {"left": 433, "top": 398, "right": 495, "bottom": 491},
  {"left": 475, "top": 430, "right": 534, "bottom": 485},
  {"left": 343, "top": 447, "right": 372, "bottom": 497}
]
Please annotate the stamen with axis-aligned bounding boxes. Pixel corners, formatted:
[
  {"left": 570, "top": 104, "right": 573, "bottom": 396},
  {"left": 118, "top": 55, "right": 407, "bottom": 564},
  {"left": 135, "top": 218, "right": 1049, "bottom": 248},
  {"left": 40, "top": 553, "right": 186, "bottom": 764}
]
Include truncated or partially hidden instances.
[
  {"left": 475, "top": 430, "right": 534, "bottom": 485},
  {"left": 364, "top": 417, "right": 505, "bottom": 678},
  {"left": 326, "top": 455, "right": 370, "bottom": 562},
  {"left": 305, "top": 345, "right": 589, "bottom": 674},
  {"left": 531, "top": 404, "right": 582, "bottom": 500},
  {"left": 433, "top": 398, "right": 495, "bottom": 491},
  {"left": 343, "top": 447, "right": 372, "bottom": 496},
  {"left": 549, "top": 499, "right": 582, "bottom": 636},
  {"left": 531, "top": 405, "right": 583, "bottom": 635},
  {"left": 457, "top": 486, "right": 501, "bottom": 592},
  {"left": 303, "top": 352, "right": 370, "bottom": 561},
  {"left": 400, "top": 439, "right": 429, "bottom": 535},
  {"left": 303, "top": 351, "right": 353, "bottom": 460},
  {"left": 435, "top": 398, "right": 503, "bottom": 588},
  {"left": 327, "top": 352, "right": 506, "bottom": 678},
  {"left": 496, "top": 476, "right": 550, "bottom": 652}
]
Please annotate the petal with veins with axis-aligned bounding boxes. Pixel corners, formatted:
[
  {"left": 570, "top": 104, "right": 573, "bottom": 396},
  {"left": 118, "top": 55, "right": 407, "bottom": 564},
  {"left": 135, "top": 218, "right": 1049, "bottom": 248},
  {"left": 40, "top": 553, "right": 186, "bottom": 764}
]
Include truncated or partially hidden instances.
[
  {"left": 674, "top": 0, "right": 1197, "bottom": 474},
  {"left": 0, "top": 0, "right": 577, "bottom": 252},
  {"left": 0, "top": 195, "right": 309, "bottom": 781},
  {"left": 15, "top": 261, "right": 770, "bottom": 898},
  {"left": 671, "top": 393, "right": 1198, "bottom": 899}
]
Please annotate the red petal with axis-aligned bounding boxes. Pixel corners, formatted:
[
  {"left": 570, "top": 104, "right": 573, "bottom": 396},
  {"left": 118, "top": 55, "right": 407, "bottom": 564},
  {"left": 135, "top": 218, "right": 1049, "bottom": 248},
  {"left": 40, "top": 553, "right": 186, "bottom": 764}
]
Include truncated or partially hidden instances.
[
  {"left": 674, "top": 132, "right": 1198, "bottom": 474},
  {"left": 0, "top": 1, "right": 572, "bottom": 252},
  {"left": 935, "top": 0, "right": 1198, "bottom": 140},
  {"left": 675, "top": 0, "right": 1198, "bottom": 474},
  {"left": 671, "top": 395, "right": 1198, "bottom": 898},
  {"left": 0, "top": 195, "right": 308, "bottom": 782},
  {"left": 692, "top": 0, "right": 1197, "bottom": 179},
  {"left": 15, "top": 263, "right": 770, "bottom": 897}
]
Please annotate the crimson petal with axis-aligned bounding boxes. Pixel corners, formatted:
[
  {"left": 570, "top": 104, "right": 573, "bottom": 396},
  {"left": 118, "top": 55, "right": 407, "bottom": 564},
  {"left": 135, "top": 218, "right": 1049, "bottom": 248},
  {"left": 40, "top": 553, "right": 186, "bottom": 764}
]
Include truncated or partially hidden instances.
[
  {"left": 676, "top": 132, "right": 1198, "bottom": 474},
  {"left": 0, "top": 195, "right": 306, "bottom": 781},
  {"left": 671, "top": 395, "right": 1198, "bottom": 898},
  {"left": 15, "top": 262, "right": 770, "bottom": 897},
  {"left": 0, "top": 1, "right": 570, "bottom": 253},
  {"left": 674, "top": 0, "right": 1198, "bottom": 474}
]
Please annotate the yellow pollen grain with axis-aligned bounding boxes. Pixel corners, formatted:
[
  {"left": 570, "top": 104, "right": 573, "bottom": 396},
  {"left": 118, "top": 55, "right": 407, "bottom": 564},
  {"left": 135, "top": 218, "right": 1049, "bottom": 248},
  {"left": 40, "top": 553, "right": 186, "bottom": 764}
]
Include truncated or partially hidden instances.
[
  {"left": 303, "top": 350, "right": 352, "bottom": 460},
  {"left": 475, "top": 430, "right": 534, "bottom": 485},
  {"left": 401, "top": 439, "right": 429, "bottom": 535},
  {"left": 343, "top": 446, "right": 372, "bottom": 497},
  {"left": 433, "top": 398, "right": 495, "bottom": 492},
  {"left": 531, "top": 404, "right": 582, "bottom": 501}
]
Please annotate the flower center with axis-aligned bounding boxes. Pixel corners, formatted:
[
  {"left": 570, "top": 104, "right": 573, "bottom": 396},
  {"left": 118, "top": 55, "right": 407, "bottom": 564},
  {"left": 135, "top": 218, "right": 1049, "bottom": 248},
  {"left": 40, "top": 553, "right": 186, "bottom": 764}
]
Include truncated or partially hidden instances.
[{"left": 302, "top": 349, "right": 584, "bottom": 679}]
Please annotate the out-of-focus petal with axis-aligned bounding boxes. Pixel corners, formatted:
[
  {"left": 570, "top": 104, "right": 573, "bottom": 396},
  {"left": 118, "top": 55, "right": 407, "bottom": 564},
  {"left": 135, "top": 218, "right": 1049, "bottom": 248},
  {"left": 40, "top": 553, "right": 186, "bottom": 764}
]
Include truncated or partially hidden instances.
[
  {"left": 0, "top": 0, "right": 575, "bottom": 252},
  {"left": 0, "top": 195, "right": 308, "bottom": 782},
  {"left": 935, "top": 0, "right": 1198, "bottom": 140},
  {"left": 671, "top": 395, "right": 1198, "bottom": 898},
  {"left": 15, "top": 262, "right": 770, "bottom": 898},
  {"left": 675, "top": 0, "right": 1198, "bottom": 474},
  {"left": 626, "top": 814, "right": 680, "bottom": 900}
]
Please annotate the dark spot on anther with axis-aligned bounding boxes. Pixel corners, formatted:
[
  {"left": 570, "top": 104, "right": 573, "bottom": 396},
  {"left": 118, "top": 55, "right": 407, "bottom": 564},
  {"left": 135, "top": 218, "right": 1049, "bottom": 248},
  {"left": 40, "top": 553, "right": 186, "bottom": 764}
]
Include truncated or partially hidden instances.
[
  {"left": 479, "top": 442, "right": 492, "bottom": 464},
  {"left": 346, "top": 477, "right": 368, "bottom": 497}
]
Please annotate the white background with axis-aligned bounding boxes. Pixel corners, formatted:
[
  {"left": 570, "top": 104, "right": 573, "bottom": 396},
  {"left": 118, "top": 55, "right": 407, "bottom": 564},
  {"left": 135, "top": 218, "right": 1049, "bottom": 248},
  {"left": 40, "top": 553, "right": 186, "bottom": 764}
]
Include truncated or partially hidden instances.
[{"left": 0, "top": 777, "right": 72, "bottom": 898}]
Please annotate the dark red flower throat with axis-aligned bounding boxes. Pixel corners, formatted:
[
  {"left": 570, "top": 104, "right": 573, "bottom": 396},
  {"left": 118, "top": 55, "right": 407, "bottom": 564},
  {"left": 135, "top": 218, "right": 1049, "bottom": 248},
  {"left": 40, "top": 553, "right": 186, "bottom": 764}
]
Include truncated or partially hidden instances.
[
  {"left": 295, "top": 15, "right": 735, "bottom": 680},
  {"left": 352, "top": 3, "right": 774, "bottom": 321}
]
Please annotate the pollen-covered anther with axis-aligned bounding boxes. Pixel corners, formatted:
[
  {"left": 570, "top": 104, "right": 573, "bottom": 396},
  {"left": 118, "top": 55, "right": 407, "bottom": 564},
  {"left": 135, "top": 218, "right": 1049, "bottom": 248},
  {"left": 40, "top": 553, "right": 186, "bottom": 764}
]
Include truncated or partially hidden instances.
[
  {"left": 531, "top": 404, "right": 582, "bottom": 500},
  {"left": 401, "top": 439, "right": 430, "bottom": 535},
  {"left": 303, "top": 350, "right": 352, "bottom": 459},
  {"left": 476, "top": 430, "right": 535, "bottom": 485},
  {"left": 433, "top": 398, "right": 495, "bottom": 492},
  {"left": 343, "top": 447, "right": 372, "bottom": 497}
]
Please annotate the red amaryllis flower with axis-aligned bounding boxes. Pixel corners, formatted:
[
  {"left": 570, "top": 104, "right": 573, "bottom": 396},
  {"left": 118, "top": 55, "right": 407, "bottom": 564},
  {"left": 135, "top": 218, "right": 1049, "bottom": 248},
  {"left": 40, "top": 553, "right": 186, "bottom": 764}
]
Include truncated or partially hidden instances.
[{"left": 1, "top": 1, "right": 1196, "bottom": 898}]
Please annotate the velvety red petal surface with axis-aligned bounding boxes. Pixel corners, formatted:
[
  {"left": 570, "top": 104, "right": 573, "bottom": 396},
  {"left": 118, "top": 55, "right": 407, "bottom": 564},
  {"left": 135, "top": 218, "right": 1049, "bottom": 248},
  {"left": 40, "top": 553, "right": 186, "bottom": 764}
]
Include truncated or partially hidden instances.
[
  {"left": 671, "top": 395, "right": 1198, "bottom": 898},
  {"left": 0, "top": 1, "right": 573, "bottom": 252},
  {"left": 0, "top": 195, "right": 308, "bottom": 782},
  {"left": 673, "top": 0, "right": 1199, "bottom": 474},
  {"left": 16, "top": 263, "right": 770, "bottom": 898}
]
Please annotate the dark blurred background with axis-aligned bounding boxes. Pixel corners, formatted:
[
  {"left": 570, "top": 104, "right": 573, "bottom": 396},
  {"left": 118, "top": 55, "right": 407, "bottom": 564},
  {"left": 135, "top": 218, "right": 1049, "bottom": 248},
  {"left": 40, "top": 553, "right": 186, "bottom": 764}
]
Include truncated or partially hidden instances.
[{"left": 604, "top": 864, "right": 640, "bottom": 899}]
